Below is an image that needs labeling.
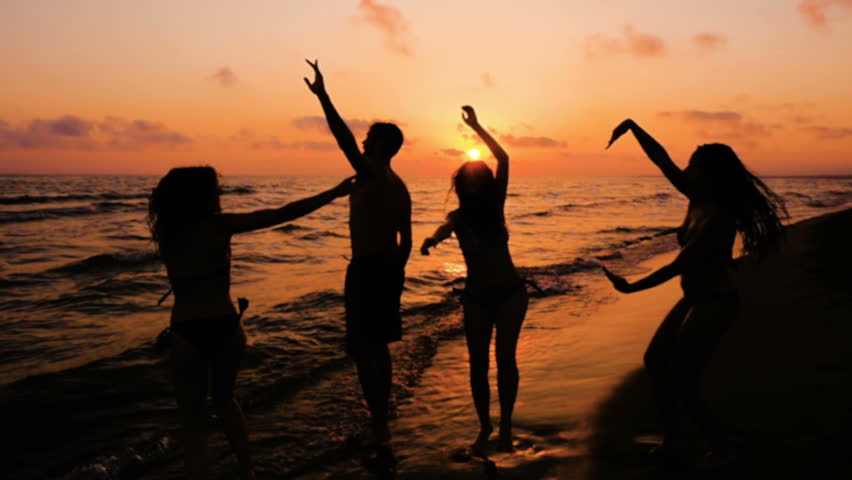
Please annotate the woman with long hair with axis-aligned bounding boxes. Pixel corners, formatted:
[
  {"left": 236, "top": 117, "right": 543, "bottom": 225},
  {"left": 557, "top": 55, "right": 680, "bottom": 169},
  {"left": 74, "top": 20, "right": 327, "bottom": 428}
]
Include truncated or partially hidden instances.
[
  {"left": 602, "top": 119, "right": 787, "bottom": 463},
  {"left": 148, "top": 166, "right": 352, "bottom": 479},
  {"left": 421, "top": 106, "right": 528, "bottom": 455}
]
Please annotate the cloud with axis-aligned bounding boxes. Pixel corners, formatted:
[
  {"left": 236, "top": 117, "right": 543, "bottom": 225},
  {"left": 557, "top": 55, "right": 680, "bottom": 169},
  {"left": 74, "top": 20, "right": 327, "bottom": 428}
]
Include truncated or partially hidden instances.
[
  {"left": 804, "top": 125, "right": 852, "bottom": 139},
  {"left": 585, "top": 25, "right": 666, "bottom": 60},
  {"left": 291, "top": 115, "right": 373, "bottom": 136},
  {"left": 356, "top": 0, "right": 412, "bottom": 56},
  {"left": 0, "top": 116, "right": 95, "bottom": 149},
  {"left": 658, "top": 110, "right": 743, "bottom": 122},
  {"left": 0, "top": 115, "right": 190, "bottom": 151},
  {"left": 481, "top": 72, "right": 495, "bottom": 88},
  {"left": 798, "top": 0, "right": 852, "bottom": 27},
  {"left": 211, "top": 66, "right": 238, "bottom": 87},
  {"left": 499, "top": 134, "right": 567, "bottom": 148},
  {"left": 694, "top": 33, "right": 727, "bottom": 52},
  {"left": 230, "top": 129, "right": 337, "bottom": 151},
  {"left": 438, "top": 148, "right": 466, "bottom": 157},
  {"left": 99, "top": 117, "right": 191, "bottom": 149},
  {"left": 657, "top": 110, "right": 778, "bottom": 142}
]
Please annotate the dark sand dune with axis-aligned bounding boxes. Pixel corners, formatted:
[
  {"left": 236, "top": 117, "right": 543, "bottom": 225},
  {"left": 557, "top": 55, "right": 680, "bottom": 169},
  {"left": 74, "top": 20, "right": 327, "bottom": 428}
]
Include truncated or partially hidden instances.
[{"left": 589, "top": 208, "right": 852, "bottom": 479}]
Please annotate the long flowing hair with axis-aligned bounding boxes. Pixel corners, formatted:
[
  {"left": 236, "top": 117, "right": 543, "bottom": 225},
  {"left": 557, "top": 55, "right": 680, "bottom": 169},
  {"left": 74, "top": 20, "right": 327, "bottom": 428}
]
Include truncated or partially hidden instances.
[
  {"left": 690, "top": 144, "right": 788, "bottom": 256},
  {"left": 449, "top": 161, "right": 508, "bottom": 244},
  {"left": 147, "top": 166, "right": 222, "bottom": 257}
]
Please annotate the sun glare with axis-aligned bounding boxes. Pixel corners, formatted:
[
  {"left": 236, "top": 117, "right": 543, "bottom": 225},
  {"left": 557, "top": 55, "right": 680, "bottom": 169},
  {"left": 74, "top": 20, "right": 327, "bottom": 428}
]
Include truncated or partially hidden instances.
[{"left": 467, "top": 149, "right": 481, "bottom": 160}]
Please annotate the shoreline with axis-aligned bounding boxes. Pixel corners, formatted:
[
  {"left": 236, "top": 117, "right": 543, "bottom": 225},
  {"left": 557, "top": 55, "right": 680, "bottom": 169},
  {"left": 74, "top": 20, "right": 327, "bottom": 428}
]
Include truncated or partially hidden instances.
[{"left": 379, "top": 208, "right": 851, "bottom": 479}]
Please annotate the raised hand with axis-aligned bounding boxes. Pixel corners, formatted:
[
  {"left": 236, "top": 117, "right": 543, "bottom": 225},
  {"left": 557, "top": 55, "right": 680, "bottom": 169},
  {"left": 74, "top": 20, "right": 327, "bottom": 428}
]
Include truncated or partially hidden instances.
[
  {"left": 461, "top": 105, "right": 479, "bottom": 128},
  {"left": 331, "top": 176, "right": 356, "bottom": 197},
  {"left": 606, "top": 119, "right": 636, "bottom": 150},
  {"left": 601, "top": 265, "right": 633, "bottom": 293},
  {"left": 303, "top": 59, "right": 325, "bottom": 95}
]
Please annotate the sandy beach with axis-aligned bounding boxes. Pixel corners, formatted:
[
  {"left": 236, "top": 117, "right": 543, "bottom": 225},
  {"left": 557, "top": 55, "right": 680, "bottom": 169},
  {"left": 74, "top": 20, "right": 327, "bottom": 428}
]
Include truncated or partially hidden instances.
[{"left": 326, "top": 208, "right": 852, "bottom": 480}]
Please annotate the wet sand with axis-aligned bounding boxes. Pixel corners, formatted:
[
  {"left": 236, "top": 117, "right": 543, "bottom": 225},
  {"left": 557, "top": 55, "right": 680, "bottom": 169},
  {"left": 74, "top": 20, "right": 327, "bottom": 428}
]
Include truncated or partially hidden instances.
[{"left": 383, "top": 208, "right": 852, "bottom": 479}]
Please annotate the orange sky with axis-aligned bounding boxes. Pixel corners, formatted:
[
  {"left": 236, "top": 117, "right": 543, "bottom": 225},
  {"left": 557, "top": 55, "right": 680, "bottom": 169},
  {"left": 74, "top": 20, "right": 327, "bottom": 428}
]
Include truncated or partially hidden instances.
[{"left": 1, "top": 0, "right": 851, "bottom": 176}]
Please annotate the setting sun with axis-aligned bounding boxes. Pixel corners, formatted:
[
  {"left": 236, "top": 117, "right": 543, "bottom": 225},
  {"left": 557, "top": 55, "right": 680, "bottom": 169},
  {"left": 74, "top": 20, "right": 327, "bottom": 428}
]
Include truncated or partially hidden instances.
[{"left": 467, "top": 149, "right": 481, "bottom": 160}]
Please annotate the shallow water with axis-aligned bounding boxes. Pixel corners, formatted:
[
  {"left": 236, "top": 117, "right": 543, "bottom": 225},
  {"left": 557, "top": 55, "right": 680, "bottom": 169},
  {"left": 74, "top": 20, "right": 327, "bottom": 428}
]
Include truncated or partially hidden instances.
[{"left": 0, "top": 174, "right": 849, "bottom": 478}]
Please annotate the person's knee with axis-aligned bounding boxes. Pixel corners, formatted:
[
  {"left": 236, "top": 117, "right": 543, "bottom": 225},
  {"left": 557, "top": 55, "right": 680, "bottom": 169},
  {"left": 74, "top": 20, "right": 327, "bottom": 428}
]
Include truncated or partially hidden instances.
[
  {"left": 496, "top": 350, "right": 517, "bottom": 372},
  {"left": 469, "top": 358, "right": 489, "bottom": 380}
]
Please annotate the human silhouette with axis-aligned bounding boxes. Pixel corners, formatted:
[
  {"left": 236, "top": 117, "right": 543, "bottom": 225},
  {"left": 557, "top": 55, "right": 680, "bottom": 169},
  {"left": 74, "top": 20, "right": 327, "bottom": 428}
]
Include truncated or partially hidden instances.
[
  {"left": 421, "top": 106, "right": 528, "bottom": 455},
  {"left": 148, "top": 167, "right": 352, "bottom": 480},
  {"left": 602, "top": 119, "right": 787, "bottom": 466},
  {"left": 304, "top": 60, "right": 412, "bottom": 461}
]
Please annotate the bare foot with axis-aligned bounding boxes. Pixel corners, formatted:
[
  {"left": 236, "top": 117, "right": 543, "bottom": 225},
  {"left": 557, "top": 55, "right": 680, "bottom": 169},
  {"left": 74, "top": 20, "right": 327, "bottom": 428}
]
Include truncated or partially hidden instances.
[{"left": 471, "top": 424, "right": 493, "bottom": 456}]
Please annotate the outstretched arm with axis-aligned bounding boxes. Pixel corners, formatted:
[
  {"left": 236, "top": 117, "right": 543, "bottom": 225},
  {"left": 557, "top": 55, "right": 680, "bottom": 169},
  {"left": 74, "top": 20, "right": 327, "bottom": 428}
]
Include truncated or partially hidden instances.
[
  {"left": 601, "top": 230, "right": 713, "bottom": 293},
  {"left": 420, "top": 215, "right": 455, "bottom": 255},
  {"left": 304, "top": 59, "right": 373, "bottom": 176},
  {"left": 222, "top": 177, "right": 354, "bottom": 234},
  {"left": 462, "top": 105, "right": 509, "bottom": 206},
  {"left": 601, "top": 263, "right": 681, "bottom": 294},
  {"left": 607, "top": 119, "right": 690, "bottom": 197}
]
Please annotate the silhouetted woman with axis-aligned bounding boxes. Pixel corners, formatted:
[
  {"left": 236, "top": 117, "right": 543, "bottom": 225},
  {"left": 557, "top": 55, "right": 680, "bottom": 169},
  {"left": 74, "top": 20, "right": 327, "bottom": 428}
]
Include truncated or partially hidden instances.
[
  {"left": 602, "top": 119, "right": 787, "bottom": 463},
  {"left": 148, "top": 167, "right": 352, "bottom": 479},
  {"left": 421, "top": 106, "right": 528, "bottom": 454}
]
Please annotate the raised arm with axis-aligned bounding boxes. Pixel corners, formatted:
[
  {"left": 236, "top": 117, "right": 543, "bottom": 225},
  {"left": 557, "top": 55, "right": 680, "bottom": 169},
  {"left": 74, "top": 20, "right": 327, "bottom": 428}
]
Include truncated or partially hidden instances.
[
  {"left": 462, "top": 106, "right": 509, "bottom": 206},
  {"left": 607, "top": 119, "right": 691, "bottom": 197},
  {"left": 304, "top": 59, "right": 373, "bottom": 176},
  {"left": 221, "top": 177, "right": 353, "bottom": 234},
  {"left": 420, "top": 214, "right": 455, "bottom": 255}
]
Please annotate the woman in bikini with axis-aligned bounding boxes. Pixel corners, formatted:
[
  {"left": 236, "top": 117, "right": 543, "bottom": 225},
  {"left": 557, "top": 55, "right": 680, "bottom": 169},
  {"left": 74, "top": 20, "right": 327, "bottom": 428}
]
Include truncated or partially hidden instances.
[
  {"left": 148, "top": 167, "right": 352, "bottom": 479},
  {"left": 421, "top": 106, "right": 528, "bottom": 454},
  {"left": 602, "top": 119, "right": 786, "bottom": 464}
]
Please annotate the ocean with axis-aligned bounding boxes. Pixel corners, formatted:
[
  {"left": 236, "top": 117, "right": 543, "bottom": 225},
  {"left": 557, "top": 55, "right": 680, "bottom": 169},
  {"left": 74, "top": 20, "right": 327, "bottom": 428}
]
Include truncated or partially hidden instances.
[{"left": 1, "top": 174, "right": 849, "bottom": 479}]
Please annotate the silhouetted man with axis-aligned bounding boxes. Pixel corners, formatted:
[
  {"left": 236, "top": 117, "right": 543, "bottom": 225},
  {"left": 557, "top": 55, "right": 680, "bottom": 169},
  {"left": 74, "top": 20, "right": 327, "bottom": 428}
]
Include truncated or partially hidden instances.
[{"left": 304, "top": 59, "right": 411, "bottom": 452}]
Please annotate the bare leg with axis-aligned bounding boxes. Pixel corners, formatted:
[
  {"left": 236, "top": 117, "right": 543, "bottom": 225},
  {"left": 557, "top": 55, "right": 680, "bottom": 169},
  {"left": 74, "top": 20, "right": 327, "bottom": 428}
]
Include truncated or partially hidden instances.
[
  {"left": 462, "top": 297, "right": 494, "bottom": 454},
  {"left": 643, "top": 297, "right": 691, "bottom": 447},
  {"left": 211, "top": 327, "right": 254, "bottom": 479},
  {"left": 494, "top": 288, "right": 528, "bottom": 452},
  {"left": 170, "top": 335, "right": 210, "bottom": 480},
  {"left": 355, "top": 343, "right": 393, "bottom": 443},
  {"left": 671, "top": 300, "right": 737, "bottom": 454}
]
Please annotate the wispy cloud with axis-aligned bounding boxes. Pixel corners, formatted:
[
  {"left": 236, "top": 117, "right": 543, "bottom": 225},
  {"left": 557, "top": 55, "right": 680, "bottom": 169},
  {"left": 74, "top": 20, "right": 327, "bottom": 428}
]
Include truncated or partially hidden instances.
[
  {"left": 291, "top": 115, "right": 373, "bottom": 137},
  {"left": 586, "top": 25, "right": 666, "bottom": 60},
  {"left": 0, "top": 115, "right": 190, "bottom": 151},
  {"left": 657, "top": 110, "right": 779, "bottom": 144},
  {"left": 356, "top": 0, "right": 412, "bottom": 56},
  {"left": 804, "top": 125, "right": 852, "bottom": 139},
  {"left": 481, "top": 72, "right": 495, "bottom": 88},
  {"left": 499, "top": 134, "right": 567, "bottom": 148},
  {"left": 798, "top": 0, "right": 852, "bottom": 27},
  {"left": 694, "top": 33, "right": 727, "bottom": 52},
  {"left": 438, "top": 148, "right": 466, "bottom": 157},
  {"left": 658, "top": 110, "right": 742, "bottom": 121},
  {"left": 230, "top": 129, "right": 336, "bottom": 151},
  {"left": 211, "top": 66, "right": 238, "bottom": 88}
]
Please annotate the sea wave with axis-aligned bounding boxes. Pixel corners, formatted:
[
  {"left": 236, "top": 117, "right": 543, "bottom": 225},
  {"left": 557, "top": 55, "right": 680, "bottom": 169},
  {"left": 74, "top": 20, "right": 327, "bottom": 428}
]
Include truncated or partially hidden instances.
[{"left": 49, "top": 251, "right": 160, "bottom": 275}]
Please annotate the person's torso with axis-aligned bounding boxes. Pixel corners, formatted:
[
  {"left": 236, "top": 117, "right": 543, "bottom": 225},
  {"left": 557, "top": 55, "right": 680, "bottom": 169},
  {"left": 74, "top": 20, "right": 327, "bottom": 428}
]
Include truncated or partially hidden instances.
[
  {"left": 349, "top": 168, "right": 409, "bottom": 258},
  {"left": 162, "top": 217, "right": 236, "bottom": 323},
  {"left": 677, "top": 202, "right": 738, "bottom": 299},
  {"left": 452, "top": 211, "right": 520, "bottom": 294}
]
